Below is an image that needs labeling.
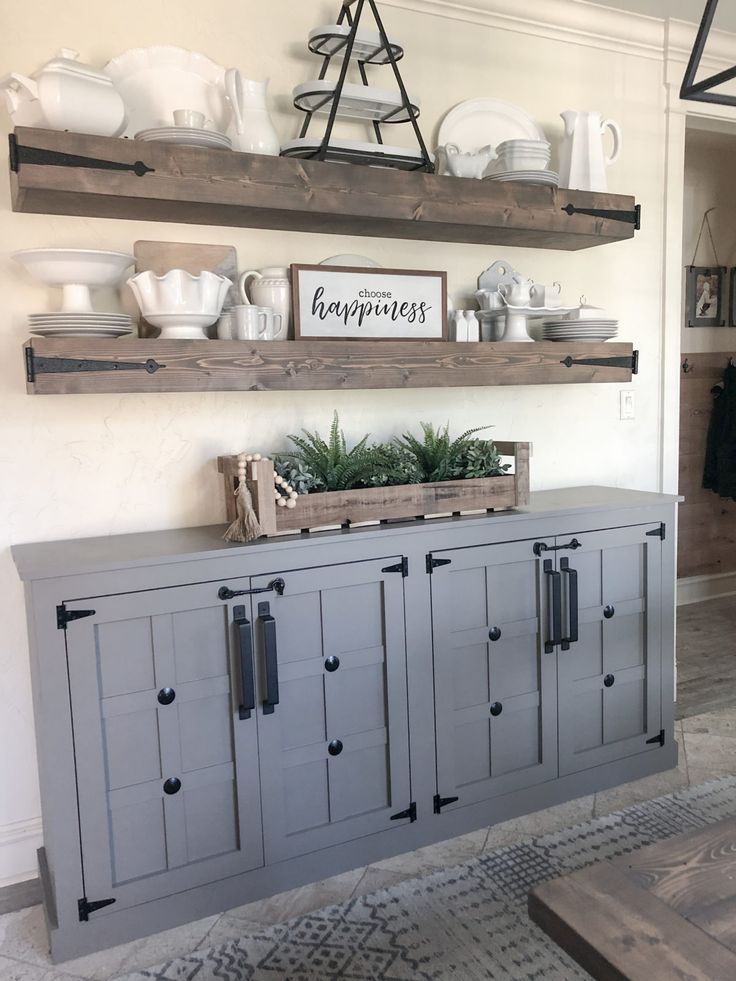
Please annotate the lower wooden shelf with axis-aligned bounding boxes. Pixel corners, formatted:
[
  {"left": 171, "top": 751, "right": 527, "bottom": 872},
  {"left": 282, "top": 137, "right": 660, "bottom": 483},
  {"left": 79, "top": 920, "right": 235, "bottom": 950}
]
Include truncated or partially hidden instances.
[{"left": 23, "top": 338, "right": 637, "bottom": 395}]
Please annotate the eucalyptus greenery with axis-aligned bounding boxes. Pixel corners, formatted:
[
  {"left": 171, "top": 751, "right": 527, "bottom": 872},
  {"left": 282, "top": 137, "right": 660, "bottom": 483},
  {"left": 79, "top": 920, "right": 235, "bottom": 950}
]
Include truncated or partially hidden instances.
[{"left": 273, "top": 413, "right": 510, "bottom": 494}]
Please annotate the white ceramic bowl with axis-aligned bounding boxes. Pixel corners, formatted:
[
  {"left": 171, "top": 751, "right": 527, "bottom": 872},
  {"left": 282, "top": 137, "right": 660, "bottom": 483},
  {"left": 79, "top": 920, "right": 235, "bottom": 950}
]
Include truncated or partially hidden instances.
[
  {"left": 127, "top": 269, "right": 231, "bottom": 339},
  {"left": 13, "top": 248, "right": 135, "bottom": 312},
  {"left": 495, "top": 139, "right": 551, "bottom": 172}
]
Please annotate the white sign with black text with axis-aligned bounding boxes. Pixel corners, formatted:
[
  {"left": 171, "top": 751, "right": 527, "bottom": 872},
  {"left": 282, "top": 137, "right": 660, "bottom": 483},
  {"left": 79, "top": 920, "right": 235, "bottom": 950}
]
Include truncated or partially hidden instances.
[{"left": 292, "top": 264, "right": 448, "bottom": 340}]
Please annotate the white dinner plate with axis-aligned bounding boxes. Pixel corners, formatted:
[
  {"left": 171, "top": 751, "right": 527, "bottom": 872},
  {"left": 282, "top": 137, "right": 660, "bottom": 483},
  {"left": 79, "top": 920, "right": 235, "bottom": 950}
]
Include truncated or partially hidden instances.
[
  {"left": 29, "top": 326, "right": 134, "bottom": 337},
  {"left": 136, "top": 127, "right": 232, "bottom": 150},
  {"left": 543, "top": 336, "right": 616, "bottom": 343},
  {"left": 438, "top": 98, "right": 545, "bottom": 153},
  {"left": 29, "top": 313, "right": 132, "bottom": 322},
  {"left": 488, "top": 171, "right": 559, "bottom": 186}
]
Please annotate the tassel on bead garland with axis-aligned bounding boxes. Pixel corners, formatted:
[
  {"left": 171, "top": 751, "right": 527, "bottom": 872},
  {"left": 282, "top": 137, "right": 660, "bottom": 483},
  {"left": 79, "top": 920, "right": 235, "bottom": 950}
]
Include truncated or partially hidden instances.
[{"left": 223, "top": 453, "right": 263, "bottom": 543}]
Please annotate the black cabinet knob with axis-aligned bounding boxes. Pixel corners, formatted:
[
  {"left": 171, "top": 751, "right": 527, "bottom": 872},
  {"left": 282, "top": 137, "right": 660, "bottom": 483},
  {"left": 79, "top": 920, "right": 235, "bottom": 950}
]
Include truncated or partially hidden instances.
[
  {"left": 488, "top": 626, "right": 502, "bottom": 642},
  {"left": 604, "top": 605, "right": 615, "bottom": 619},
  {"left": 328, "top": 739, "right": 343, "bottom": 756},
  {"left": 163, "top": 777, "right": 181, "bottom": 795},
  {"left": 490, "top": 701, "right": 503, "bottom": 717},
  {"left": 324, "top": 656, "right": 340, "bottom": 672},
  {"left": 604, "top": 674, "right": 615, "bottom": 688},
  {"left": 157, "top": 687, "right": 176, "bottom": 705}
]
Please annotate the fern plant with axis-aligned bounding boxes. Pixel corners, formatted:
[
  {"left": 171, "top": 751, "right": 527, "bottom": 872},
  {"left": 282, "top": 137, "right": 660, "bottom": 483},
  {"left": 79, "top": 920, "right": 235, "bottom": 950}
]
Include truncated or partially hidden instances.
[
  {"left": 394, "top": 422, "right": 493, "bottom": 483},
  {"left": 280, "top": 412, "right": 393, "bottom": 492}
]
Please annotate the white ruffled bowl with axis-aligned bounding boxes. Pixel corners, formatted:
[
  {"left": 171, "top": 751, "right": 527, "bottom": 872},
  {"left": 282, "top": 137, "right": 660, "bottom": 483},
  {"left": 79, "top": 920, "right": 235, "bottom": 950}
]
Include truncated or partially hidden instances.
[{"left": 127, "top": 269, "right": 231, "bottom": 339}]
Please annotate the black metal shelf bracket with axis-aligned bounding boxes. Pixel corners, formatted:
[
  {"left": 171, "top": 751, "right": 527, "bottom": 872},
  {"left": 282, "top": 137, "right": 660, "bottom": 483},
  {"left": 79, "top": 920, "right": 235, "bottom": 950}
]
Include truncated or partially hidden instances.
[
  {"left": 560, "top": 350, "right": 639, "bottom": 374},
  {"left": 26, "top": 348, "right": 165, "bottom": 384},
  {"left": 10, "top": 134, "right": 153, "bottom": 177},
  {"left": 562, "top": 202, "right": 641, "bottom": 229}
]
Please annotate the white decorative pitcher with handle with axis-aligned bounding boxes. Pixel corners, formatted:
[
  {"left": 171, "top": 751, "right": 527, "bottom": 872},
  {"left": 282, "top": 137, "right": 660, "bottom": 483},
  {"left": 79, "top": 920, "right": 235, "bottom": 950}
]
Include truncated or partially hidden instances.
[
  {"left": 559, "top": 110, "right": 621, "bottom": 193},
  {"left": 238, "top": 266, "right": 290, "bottom": 339}
]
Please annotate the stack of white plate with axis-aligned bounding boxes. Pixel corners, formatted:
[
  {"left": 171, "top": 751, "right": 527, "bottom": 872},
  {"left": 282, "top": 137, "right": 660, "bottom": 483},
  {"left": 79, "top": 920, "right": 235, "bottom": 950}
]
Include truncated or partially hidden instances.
[
  {"left": 29, "top": 312, "right": 134, "bottom": 338},
  {"left": 486, "top": 170, "right": 559, "bottom": 187},
  {"left": 135, "top": 127, "right": 232, "bottom": 150},
  {"left": 542, "top": 320, "right": 618, "bottom": 342}
]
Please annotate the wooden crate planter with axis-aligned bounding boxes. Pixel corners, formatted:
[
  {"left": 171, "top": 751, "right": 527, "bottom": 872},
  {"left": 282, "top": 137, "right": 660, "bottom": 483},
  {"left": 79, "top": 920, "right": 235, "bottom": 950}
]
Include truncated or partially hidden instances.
[{"left": 218, "top": 442, "right": 530, "bottom": 536}]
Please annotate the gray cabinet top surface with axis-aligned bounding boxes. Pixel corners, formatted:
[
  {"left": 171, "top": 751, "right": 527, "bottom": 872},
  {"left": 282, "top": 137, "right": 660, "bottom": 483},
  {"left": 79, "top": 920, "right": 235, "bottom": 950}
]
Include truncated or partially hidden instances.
[{"left": 12, "top": 486, "right": 680, "bottom": 582}]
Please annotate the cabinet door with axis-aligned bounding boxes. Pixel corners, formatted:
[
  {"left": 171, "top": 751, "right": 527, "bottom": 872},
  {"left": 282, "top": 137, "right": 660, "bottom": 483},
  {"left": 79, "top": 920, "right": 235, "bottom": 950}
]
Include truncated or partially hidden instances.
[
  {"left": 431, "top": 539, "right": 558, "bottom": 810},
  {"left": 557, "top": 525, "right": 663, "bottom": 775},
  {"left": 64, "top": 579, "right": 263, "bottom": 915},
  {"left": 253, "top": 558, "right": 411, "bottom": 863}
]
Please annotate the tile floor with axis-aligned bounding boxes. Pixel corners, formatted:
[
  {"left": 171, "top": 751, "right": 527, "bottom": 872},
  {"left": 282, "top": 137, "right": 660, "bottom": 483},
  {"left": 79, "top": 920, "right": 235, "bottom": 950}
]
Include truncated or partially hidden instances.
[{"left": 1, "top": 704, "right": 734, "bottom": 981}]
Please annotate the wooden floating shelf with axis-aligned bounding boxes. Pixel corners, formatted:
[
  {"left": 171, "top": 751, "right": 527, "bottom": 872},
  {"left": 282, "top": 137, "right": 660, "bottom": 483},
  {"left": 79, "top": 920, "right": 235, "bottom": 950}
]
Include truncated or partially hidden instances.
[
  {"left": 23, "top": 338, "right": 637, "bottom": 395},
  {"left": 10, "top": 128, "right": 638, "bottom": 250}
]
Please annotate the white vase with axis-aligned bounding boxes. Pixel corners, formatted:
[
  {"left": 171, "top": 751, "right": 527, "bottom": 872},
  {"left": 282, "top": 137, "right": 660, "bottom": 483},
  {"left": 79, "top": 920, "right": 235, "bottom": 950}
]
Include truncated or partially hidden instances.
[{"left": 230, "top": 77, "right": 280, "bottom": 156}]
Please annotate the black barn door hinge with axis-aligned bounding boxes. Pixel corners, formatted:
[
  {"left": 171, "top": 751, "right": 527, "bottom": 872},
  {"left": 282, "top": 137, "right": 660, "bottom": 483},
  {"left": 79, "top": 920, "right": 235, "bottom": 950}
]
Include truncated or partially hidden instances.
[
  {"left": 560, "top": 350, "right": 639, "bottom": 374},
  {"left": 426, "top": 555, "right": 452, "bottom": 574},
  {"left": 433, "top": 793, "right": 459, "bottom": 814},
  {"left": 390, "top": 801, "right": 417, "bottom": 822},
  {"left": 646, "top": 729, "right": 665, "bottom": 747},
  {"left": 26, "top": 348, "right": 165, "bottom": 384},
  {"left": 646, "top": 523, "right": 666, "bottom": 541},
  {"left": 562, "top": 202, "right": 641, "bottom": 229},
  {"left": 78, "top": 895, "right": 116, "bottom": 921},
  {"left": 57, "top": 604, "right": 96, "bottom": 630},
  {"left": 10, "top": 134, "right": 154, "bottom": 177},
  {"left": 382, "top": 557, "right": 408, "bottom": 577}
]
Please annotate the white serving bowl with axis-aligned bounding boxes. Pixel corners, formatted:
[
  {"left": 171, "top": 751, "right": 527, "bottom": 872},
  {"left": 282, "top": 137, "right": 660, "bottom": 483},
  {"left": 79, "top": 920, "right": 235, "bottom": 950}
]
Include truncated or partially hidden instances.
[
  {"left": 495, "top": 139, "right": 551, "bottom": 172},
  {"left": 127, "top": 268, "right": 231, "bottom": 339},
  {"left": 13, "top": 248, "right": 135, "bottom": 312}
]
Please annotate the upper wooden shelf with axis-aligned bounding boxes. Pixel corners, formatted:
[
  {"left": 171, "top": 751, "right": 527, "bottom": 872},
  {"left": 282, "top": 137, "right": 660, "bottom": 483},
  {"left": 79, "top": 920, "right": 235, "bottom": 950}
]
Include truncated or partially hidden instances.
[
  {"left": 23, "top": 337, "right": 637, "bottom": 395},
  {"left": 10, "top": 128, "right": 639, "bottom": 250}
]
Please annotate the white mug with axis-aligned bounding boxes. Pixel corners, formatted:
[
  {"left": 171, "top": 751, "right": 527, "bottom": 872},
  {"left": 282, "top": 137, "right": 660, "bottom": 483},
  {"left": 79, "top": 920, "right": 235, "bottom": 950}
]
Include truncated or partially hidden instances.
[
  {"left": 258, "top": 306, "right": 284, "bottom": 340},
  {"left": 216, "top": 311, "right": 235, "bottom": 340},
  {"left": 239, "top": 267, "right": 290, "bottom": 338},
  {"left": 173, "top": 109, "right": 206, "bottom": 129},
  {"left": 233, "top": 304, "right": 266, "bottom": 341},
  {"left": 530, "top": 282, "right": 562, "bottom": 308}
]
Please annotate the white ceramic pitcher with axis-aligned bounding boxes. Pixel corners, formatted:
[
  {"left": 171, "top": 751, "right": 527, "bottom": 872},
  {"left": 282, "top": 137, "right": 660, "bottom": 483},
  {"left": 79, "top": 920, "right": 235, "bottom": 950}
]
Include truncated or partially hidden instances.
[
  {"left": 238, "top": 266, "right": 290, "bottom": 339},
  {"left": 559, "top": 110, "right": 621, "bottom": 193}
]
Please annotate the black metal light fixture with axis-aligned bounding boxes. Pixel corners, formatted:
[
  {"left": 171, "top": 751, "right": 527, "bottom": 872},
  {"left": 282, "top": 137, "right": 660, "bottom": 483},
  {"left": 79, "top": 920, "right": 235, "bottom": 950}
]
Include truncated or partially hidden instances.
[{"left": 680, "top": 0, "right": 736, "bottom": 106}]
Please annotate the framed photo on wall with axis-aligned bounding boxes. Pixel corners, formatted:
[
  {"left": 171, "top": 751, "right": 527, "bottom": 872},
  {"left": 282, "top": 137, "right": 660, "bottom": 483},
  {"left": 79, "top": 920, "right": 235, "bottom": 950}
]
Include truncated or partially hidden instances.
[
  {"left": 685, "top": 265, "right": 726, "bottom": 327},
  {"left": 729, "top": 268, "right": 736, "bottom": 327},
  {"left": 292, "top": 264, "right": 447, "bottom": 340}
]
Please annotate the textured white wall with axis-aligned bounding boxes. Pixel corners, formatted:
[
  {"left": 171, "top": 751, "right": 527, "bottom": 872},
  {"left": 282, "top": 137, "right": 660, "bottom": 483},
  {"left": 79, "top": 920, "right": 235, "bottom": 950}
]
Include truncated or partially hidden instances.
[{"left": 0, "top": 0, "right": 669, "bottom": 883}]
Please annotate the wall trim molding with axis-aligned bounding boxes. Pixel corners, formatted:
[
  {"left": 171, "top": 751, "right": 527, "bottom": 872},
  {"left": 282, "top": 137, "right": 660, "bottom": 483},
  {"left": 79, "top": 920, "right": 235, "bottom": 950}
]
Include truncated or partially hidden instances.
[
  {"left": 677, "top": 571, "right": 736, "bottom": 607},
  {"left": 0, "top": 816, "right": 43, "bottom": 888},
  {"left": 381, "top": 0, "right": 666, "bottom": 58}
]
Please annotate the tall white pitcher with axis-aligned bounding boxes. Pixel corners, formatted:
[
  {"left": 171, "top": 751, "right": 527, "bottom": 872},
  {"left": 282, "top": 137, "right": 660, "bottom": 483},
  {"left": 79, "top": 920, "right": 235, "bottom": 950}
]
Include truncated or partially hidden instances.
[{"left": 559, "top": 111, "right": 621, "bottom": 192}]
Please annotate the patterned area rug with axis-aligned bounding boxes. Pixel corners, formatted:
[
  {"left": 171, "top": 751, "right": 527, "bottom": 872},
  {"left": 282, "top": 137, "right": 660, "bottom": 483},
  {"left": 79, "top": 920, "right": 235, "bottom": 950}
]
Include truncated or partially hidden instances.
[{"left": 124, "top": 777, "right": 736, "bottom": 981}]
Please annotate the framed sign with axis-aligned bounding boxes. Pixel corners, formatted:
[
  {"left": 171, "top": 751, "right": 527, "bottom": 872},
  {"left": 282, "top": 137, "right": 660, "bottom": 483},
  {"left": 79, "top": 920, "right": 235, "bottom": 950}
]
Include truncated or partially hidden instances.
[
  {"left": 685, "top": 265, "right": 726, "bottom": 327},
  {"left": 292, "top": 264, "right": 447, "bottom": 340}
]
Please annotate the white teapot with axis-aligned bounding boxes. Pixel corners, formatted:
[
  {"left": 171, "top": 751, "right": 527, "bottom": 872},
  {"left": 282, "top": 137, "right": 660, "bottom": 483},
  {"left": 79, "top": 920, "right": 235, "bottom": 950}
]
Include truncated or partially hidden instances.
[
  {"left": 440, "top": 143, "right": 497, "bottom": 179},
  {"left": 0, "top": 49, "right": 126, "bottom": 136}
]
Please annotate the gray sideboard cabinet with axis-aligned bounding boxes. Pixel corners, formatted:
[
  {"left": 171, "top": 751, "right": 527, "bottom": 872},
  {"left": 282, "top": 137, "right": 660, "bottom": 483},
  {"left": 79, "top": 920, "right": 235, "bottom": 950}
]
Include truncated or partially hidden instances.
[{"left": 12, "top": 486, "right": 679, "bottom": 961}]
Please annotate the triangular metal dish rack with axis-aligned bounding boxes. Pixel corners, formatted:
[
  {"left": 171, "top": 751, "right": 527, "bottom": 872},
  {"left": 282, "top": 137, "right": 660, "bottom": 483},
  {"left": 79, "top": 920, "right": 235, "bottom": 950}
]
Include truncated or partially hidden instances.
[
  {"left": 680, "top": 0, "right": 736, "bottom": 107},
  {"left": 286, "top": 0, "right": 434, "bottom": 172}
]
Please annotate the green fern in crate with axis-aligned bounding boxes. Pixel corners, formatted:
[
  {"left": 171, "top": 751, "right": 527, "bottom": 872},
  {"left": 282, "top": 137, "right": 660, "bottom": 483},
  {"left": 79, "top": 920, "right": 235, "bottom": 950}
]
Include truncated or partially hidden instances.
[
  {"left": 452, "top": 439, "right": 511, "bottom": 479},
  {"left": 394, "top": 422, "right": 494, "bottom": 483},
  {"left": 280, "top": 412, "right": 394, "bottom": 492}
]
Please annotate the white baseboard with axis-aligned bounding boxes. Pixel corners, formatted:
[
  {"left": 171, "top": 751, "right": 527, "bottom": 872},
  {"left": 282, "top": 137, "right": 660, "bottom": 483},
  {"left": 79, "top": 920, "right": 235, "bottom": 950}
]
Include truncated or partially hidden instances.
[
  {"left": 0, "top": 817, "right": 43, "bottom": 888},
  {"left": 677, "top": 572, "right": 736, "bottom": 607}
]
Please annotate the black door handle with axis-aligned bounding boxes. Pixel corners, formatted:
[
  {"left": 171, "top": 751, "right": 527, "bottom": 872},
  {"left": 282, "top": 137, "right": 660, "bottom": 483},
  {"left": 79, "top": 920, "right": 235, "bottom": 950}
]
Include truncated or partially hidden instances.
[
  {"left": 560, "top": 558, "right": 579, "bottom": 651},
  {"left": 259, "top": 601, "right": 280, "bottom": 715},
  {"left": 544, "top": 559, "right": 562, "bottom": 653},
  {"left": 219, "top": 578, "right": 285, "bottom": 601},
  {"left": 233, "top": 605, "right": 255, "bottom": 720}
]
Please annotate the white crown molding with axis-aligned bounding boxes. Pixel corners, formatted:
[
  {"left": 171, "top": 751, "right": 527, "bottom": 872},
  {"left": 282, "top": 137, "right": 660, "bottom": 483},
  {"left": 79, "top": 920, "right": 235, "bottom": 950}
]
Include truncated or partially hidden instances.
[
  {"left": 0, "top": 816, "right": 43, "bottom": 848},
  {"left": 380, "top": 0, "right": 666, "bottom": 59}
]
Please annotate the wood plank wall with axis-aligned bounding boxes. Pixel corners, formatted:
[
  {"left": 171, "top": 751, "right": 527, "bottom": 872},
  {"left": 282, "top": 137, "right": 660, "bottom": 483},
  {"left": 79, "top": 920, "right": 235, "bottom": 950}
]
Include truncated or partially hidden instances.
[{"left": 679, "top": 353, "right": 736, "bottom": 579}]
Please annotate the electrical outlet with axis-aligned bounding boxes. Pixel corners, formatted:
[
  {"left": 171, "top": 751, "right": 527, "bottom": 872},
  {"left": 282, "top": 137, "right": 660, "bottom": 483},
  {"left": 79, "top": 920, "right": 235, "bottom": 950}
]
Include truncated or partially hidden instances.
[{"left": 620, "top": 390, "right": 635, "bottom": 420}]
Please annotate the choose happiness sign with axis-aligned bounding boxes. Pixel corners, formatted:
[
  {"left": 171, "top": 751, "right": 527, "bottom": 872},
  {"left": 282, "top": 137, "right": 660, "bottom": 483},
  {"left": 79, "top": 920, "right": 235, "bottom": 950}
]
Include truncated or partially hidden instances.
[{"left": 292, "top": 264, "right": 448, "bottom": 340}]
